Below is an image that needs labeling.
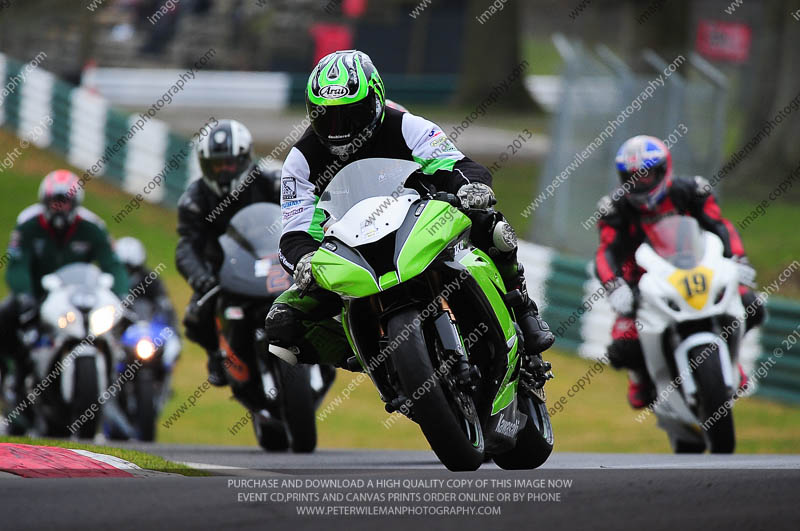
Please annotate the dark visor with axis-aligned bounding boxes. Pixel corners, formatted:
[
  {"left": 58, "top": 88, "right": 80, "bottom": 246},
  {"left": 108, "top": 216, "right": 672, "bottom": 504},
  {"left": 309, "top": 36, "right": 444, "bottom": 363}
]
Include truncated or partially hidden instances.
[{"left": 311, "top": 98, "right": 376, "bottom": 146}]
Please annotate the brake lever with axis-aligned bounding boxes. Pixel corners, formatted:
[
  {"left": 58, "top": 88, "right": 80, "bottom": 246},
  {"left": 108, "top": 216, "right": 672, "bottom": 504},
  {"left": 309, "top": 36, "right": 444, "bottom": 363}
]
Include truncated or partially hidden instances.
[
  {"left": 431, "top": 191, "right": 463, "bottom": 209},
  {"left": 195, "top": 285, "right": 221, "bottom": 308}
]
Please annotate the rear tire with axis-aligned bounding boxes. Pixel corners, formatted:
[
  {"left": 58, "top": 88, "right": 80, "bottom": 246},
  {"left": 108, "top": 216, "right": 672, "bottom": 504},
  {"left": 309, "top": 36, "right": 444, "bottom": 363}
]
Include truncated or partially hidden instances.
[
  {"left": 388, "top": 309, "right": 484, "bottom": 472},
  {"left": 71, "top": 357, "right": 100, "bottom": 439},
  {"left": 278, "top": 363, "right": 317, "bottom": 453},
  {"left": 493, "top": 394, "right": 554, "bottom": 470},
  {"left": 691, "top": 345, "right": 735, "bottom": 453}
]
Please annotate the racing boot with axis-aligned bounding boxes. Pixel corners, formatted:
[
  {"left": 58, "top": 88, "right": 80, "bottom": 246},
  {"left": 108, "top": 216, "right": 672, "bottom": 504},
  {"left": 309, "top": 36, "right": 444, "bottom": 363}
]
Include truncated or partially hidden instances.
[
  {"left": 499, "top": 261, "right": 555, "bottom": 356},
  {"left": 468, "top": 214, "right": 554, "bottom": 388},
  {"left": 206, "top": 349, "right": 227, "bottom": 387},
  {"left": 498, "top": 259, "right": 555, "bottom": 390},
  {"left": 627, "top": 370, "right": 656, "bottom": 409}
]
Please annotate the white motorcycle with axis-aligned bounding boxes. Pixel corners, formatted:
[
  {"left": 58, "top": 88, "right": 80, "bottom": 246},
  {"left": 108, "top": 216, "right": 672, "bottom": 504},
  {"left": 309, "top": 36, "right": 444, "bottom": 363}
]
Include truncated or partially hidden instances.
[
  {"left": 27, "top": 263, "right": 124, "bottom": 438},
  {"left": 635, "top": 216, "right": 746, "bottom": 453}
]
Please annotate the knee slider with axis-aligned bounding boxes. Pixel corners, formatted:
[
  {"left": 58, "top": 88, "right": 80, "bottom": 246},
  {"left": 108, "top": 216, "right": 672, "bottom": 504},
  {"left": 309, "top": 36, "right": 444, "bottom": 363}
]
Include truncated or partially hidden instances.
[{"left": 492, "top": 220, "right": 518, "bottom": 253}]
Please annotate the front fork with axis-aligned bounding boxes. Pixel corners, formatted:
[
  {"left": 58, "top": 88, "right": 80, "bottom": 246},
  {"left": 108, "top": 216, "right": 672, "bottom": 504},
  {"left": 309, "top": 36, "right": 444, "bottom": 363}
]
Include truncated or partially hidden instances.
[{"left": 433, "top": 299, "right": 480, "bottom": 391}]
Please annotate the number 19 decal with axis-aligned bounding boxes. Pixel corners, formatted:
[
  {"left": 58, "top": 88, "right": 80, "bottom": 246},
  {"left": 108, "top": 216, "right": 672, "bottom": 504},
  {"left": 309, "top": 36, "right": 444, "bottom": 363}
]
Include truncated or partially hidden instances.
[{"left": 667, "top": 266, "right": 714, "bottom": 310}]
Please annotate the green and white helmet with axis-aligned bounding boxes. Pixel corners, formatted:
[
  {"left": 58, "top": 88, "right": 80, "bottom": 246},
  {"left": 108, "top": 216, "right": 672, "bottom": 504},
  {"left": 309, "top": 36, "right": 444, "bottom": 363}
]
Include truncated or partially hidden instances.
[{"left": 306, "top": 50, "right": 386, "bottom": 156}]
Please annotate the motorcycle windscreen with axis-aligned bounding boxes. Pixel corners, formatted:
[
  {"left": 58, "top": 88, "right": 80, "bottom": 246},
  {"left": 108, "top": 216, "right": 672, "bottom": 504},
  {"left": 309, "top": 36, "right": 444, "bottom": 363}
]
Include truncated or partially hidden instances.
[
  {"left": 227, "top": 203, "right": 282, "bottom": 256},
  {"left": 53, "top": 263, "right": 104, "bottom": 287},
  {"left": 317, "top": 158, "right": 421, "bottom": 222},
  {"left": 644, "top": 216, "right": 706, "bottom": 270},
  {"left": 217, "top": 203, "right": 291, "bottom": 297}
]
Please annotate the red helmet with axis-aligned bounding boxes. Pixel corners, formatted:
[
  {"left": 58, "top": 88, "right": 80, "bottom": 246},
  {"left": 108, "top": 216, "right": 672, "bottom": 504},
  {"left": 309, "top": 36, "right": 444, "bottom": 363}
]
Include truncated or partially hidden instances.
[
  {"left": 615, "top": 135, "right": 672, "bottom": 210},
  {"left": 38, "top": 170, "right": 83, "bottom": 232}
]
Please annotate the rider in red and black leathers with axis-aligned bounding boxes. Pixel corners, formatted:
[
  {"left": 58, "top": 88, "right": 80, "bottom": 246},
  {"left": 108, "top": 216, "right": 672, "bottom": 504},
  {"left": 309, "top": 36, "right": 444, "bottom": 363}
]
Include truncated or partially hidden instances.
[{"left": 594, "top": 135, "right": 765, "bottom": 408}]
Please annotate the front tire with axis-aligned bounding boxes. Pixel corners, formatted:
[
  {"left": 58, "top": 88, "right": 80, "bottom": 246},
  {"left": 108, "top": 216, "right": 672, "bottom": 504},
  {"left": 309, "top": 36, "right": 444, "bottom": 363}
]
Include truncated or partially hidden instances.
[
  {"left": 691, "top": 345, "right": 735, "bottom": 453},
  {"left": 278, "top": 363, "right": 317, "bottom": 453},
  {"left": 134, "top": 368, "right": 157, "bottom": 441},
  {"left": 253, "top": 416, "right": 290, "bottom": 452},
  {"left": 493, "top": 393, "right": 554, "bottom": 470},
  {"left": 673, "top": 438, "right": 706, "bottom": 453},
  {"left": 71, "top": 356, "right": 100, "bottom": 439},
  {"left": 387, "top": 309, "right": 484, "bottom": 472}
]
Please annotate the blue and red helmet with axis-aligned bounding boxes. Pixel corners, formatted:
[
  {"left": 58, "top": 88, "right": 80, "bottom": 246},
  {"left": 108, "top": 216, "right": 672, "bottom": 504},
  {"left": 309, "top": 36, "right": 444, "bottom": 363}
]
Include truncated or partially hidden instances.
[{"left": 615, "top": 135, "right": 672, "bottom": 209}]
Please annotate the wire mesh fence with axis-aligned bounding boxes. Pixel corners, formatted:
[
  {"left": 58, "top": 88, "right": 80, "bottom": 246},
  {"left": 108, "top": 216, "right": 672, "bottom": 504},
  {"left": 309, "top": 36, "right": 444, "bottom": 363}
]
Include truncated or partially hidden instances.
[{"left": 530, "top": 35, "right": 728, "bottom": 257}]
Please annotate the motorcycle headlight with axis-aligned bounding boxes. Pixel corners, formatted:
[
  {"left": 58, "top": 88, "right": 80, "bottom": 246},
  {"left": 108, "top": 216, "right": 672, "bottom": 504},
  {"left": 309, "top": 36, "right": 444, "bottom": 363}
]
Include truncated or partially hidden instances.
[
  {"left": 89, "top": 305, "right": 116, "bottom": 336},
  {"left": 135, "top": 338, "right": 156, "bottom": 360},
  {"left": 57, "top": 311, "right": 77, "bottom": 329}
]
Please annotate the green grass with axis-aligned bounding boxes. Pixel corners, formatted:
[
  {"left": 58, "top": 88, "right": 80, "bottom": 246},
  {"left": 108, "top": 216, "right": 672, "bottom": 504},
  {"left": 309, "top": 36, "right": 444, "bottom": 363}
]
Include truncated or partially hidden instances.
[
  {"left": 0, "top": 435, "right": 206, "bottom": 475},
  {"left": 317, "top": 348, "right": 800, "bottom": 453},
  {"left": 523, "top": 36, "right": 564, "bottom": 77},
  {"left": 1, "top": 129, "right": 799, "bottom": 453}
]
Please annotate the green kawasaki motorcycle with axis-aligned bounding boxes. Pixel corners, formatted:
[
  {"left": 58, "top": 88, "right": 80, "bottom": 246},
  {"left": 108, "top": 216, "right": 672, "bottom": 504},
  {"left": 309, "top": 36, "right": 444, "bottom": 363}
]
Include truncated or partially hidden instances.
[{"left": 310, "top": 158, "right": 553, "bottom": 471}]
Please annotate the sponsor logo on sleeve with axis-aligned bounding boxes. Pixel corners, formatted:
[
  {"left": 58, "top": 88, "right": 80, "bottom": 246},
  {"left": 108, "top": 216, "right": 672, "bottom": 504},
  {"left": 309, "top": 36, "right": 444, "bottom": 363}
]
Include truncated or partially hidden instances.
[
  {"left": 282, "top": 207, "right": 304, "bottom": 220},
  {"left": 282, "top": 177, "right": 297, "bottom": 200},
  {"left": 430, "top": 136, "right": 457, "bottom": 153}
]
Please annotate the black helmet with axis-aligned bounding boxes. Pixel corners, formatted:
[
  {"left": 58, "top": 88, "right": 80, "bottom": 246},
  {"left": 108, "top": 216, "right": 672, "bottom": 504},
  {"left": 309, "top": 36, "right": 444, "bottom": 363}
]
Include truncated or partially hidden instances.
[
  {"left": 306, "top": 50, "right": 386, "bottom": 157},
  {"left": 197, "top": 119, "right": 253, "bottom": 196}
]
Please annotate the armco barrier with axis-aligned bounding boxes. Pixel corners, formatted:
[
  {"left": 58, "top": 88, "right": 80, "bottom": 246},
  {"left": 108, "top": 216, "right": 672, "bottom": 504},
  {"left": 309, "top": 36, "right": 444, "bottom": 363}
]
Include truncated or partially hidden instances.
[
  {"left": 757, "top": 298, "right": 800, "bottom": 403},
  {"left": 1, "top": 52, "right": 199, "bottom": 205}
]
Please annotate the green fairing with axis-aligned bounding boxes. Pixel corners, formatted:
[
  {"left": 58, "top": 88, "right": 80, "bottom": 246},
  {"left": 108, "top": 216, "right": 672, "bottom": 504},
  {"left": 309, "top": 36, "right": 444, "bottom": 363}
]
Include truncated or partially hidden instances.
[
  {"left": 340, "top": 305, "right": 367, "bottom": 370},
  {"left": 312, "top": 198, "right": 521, "bottom": 415},
  {"left": 458, "top": 248, "right": 520, "bottom": 415},
  {"left": 396, "top": 201, "right": 471, "bottom": 282},
  {"left": 312, "top": 247, "right": 381, "bottom": 298},
  {"left": 379, "top": 271, "right": 400, "bottom": 290},
  {"left": 492, "top": 338, "right": 520, "bottom": 415},
  {"left": 457, "top": 249, "right": 514, "bottom": 342}
]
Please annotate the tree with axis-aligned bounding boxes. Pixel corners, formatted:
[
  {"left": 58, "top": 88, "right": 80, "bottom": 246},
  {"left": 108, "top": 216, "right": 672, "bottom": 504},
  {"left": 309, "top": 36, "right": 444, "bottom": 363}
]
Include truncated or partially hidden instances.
[
  {"left": 455, "top": 0, "right": 538, "bottom": 111},
  {"left": 736, "top": 0, "right": 800, "bottom": 189}
]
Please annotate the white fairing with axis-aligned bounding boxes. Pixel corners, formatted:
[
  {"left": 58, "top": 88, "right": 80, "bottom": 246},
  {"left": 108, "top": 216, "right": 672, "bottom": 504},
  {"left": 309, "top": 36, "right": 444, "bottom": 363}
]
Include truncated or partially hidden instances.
[
  {"left": 636, "top": 230, "right": 745, "bottom": 430},
  {"left": 30, "top": 266, "right": 123, "bottom": 430},
  {"left": 39, "top": 285, "right": 123, "bottom": 341},
  {"left": 325, "top": 192, "right": 420, "bottom": 248}
]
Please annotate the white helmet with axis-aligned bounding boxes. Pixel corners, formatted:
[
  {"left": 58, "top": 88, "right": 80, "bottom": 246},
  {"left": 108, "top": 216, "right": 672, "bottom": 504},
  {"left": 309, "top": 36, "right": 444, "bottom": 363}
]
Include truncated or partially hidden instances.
[
  {"left": 115, "top": 236, "right": 147, "bottom": 268},
  {"left": 197, "top": 119, "right": 254, "bottom": 196}
]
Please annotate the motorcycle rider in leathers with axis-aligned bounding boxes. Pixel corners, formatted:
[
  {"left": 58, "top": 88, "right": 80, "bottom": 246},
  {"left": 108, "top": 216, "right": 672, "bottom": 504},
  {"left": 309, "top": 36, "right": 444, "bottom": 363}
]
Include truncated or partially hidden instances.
[
  {"left": 595, "top": 135, "right": 765, "bottom": 408},
  {"left": 264, "top": 50, "right": 555, "bottom": 387}
]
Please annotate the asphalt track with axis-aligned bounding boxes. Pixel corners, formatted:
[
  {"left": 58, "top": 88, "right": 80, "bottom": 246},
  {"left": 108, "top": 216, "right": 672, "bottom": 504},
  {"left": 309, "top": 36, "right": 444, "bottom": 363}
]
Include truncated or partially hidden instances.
[{"left": 1, "top": 446, "right": 798, "bottom": 531}]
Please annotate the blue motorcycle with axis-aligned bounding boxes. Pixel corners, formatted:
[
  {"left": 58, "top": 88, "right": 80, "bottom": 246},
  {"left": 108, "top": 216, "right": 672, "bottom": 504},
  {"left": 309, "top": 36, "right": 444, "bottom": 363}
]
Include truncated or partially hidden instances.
[{"left": 106, "top": 299, "right": 180, "bottom": 441}]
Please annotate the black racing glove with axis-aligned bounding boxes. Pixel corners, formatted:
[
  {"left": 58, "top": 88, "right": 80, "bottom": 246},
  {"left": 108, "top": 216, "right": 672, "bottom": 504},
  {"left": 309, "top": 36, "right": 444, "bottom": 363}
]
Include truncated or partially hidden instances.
[
  {"left": 189, "top": 272, "right": 217, "bottom": 295},
  {"left": 15, "top": 294, "right": 38, "bottom": 327}
]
